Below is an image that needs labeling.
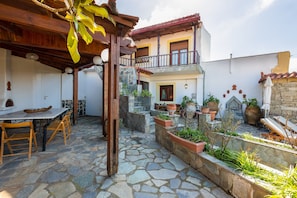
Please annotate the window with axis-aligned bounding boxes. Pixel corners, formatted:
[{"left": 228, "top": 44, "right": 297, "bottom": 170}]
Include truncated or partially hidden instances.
[
  {"left": 135, "top": 47, "right": 149, "bottom": 63},
  {"left": 160, "top": 85, "right": 173, "bottom": 101},
  {"left": 170, "top": 40, "right": 188, "bottom": 65}
]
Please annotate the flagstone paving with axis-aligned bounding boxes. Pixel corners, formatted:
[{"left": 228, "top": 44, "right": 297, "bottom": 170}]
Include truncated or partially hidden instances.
[{"left": 0, "top": 116, "right": 234, "bottom": 198}]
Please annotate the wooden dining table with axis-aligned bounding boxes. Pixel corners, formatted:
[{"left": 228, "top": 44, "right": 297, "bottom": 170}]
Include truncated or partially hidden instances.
[{"left": 0, "top": 108, "right": 68, "bottom": 151}]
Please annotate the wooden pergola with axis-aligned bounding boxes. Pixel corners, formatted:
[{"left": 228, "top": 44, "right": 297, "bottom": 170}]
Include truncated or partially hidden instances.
[{"left": 0, "top": 0, "right": 138, "bottom": 175}]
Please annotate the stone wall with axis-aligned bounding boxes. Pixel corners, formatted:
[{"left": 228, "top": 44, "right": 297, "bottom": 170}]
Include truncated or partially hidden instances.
[
  {"left": 155, "top": 125, "right": 271, "bottom": 197},
  {"left": 270, "top": 79, "right": 297, "bottom": 123},
  {"left": 209, "top": 132, "right": 297, "bottom": 171}
]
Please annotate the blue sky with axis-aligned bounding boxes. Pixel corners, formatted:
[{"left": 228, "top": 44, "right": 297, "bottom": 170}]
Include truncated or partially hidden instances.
[{"left": 113, "top": 0, "right": 297, "bottom": 69}]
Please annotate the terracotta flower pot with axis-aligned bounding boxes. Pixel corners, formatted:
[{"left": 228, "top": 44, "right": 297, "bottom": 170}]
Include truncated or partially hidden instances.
[
  {"left": 166, "top": 104, "right": 177, "bottom": 115},
  {"left": 168, "top": 132, "right": 206, "bottom": 153},
  {"left": 154, "top": 117, "right": 173, "bottom": 127},
  {"left": 201, "top": 106, "right": 210, "bottom": 114}
]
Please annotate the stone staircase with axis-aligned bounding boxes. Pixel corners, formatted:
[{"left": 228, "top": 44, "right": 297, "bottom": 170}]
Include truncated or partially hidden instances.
[{"left": 135, "top": 97, "right": 156, "bottom": 134}]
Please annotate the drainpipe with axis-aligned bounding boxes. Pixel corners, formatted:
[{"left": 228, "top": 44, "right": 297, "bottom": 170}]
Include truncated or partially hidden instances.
[{"left": 202, "top": 68, "right": 206, "bottom": 104}]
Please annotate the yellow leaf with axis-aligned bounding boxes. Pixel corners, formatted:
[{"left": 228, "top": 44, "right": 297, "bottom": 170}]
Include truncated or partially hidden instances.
[
  {"left": 93, "top": 23, "right": 106, "bottom": 36},
  {"left": 83, "top": 5, "right": 116, "bottom": 26},
  {"left": 83, "top": 5, "right": 109, "bottom": 18},
  {"left": 67, "top": 23, "right": 80, "bottom": 63},
  {"left": 81, "top": 8, "right": 94, "bottom": 23},
  {"left": 79, "top": 0, "right": 93, "bottom": 6},
  {"left": 76, "top": 11, "right": 95, "bottom": 33},
  {"left": 65, "top": 12, "right": 74, "bottom": 22},
  {"left": 78, "top": 22, "right": 93, "bottom": 44}
]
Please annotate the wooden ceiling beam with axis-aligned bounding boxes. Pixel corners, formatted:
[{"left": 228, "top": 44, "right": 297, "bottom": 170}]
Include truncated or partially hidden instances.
[
  {"left": 0, "top": 3, "right": 111, "bottom": 43},
  {"left": 0, "top": 27, "right": 106, "bottom": 55}
]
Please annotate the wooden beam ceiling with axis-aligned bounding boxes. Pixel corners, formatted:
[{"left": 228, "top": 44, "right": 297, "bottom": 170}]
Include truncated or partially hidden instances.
[{"left": 0, "top": 0, "right": 138, "bottom": 72}]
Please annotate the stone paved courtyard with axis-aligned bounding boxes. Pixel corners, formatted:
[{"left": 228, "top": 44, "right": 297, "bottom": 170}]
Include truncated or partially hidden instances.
[{"left": 0, "top": 116, "right": 234, "bottom": 198}]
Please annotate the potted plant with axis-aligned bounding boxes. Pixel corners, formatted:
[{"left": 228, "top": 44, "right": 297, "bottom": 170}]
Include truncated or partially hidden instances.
[
  {"left": 169, "top": 127, "right": 208, "bottom": 153},
  {"left": 203, "top": 94, "right": 220, "bottom": 116},
  {"left": 242, "top": 98, "right": 261, "bottom": 125},
  {"left": 154, "top": 114, "right": 173, "bottom": 127},
  {"left": 180, "top": 96, "right": 196, "bottom": 118}
]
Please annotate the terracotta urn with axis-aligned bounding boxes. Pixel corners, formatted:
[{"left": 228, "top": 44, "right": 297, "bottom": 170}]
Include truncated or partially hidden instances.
[
  {"left": 166, "top": 104, "right": 177, "bottom": 115},
  {"left": 209, "top": 110, "right": 217, "bottom": 121}
]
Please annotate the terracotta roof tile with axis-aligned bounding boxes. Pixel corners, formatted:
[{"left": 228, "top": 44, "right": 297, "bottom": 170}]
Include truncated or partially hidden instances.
[
  {"left": 259, "top": 72, "right": 297, "bottom": 83},
  {"left": 130, "top": 13, "right": 201, "bottom": 40}
]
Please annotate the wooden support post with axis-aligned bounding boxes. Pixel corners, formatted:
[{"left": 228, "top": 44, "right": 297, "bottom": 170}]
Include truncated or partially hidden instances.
[
  {"left": 73, "top": 67, "right": 78, "bottom": 125},
  {"left": 107, "top": 34, "right": 120, "bottom": 176},
  {"left": 103, "top": 63, "right": 108, "bottom": 137}
]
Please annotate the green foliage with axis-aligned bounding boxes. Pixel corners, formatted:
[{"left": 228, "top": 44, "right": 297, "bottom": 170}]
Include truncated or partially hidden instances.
[
  {"left": 266, "top": 166, "right": 297, "bottom": 198},
  {"left": 157, "top": 114, "right": 171, "bottom": 120},
  {"left": 207, "top": 148, "right": 239, "bottom": 167},
  {"left": 235, "top": 151, "right": 260, "bottom": 174},
  {"left": 34, "top": 0, "right": 115, "bottom": 63},
  {"left": 242, "top": 98, "right": 259, "bottom": 107},
  {"left": 176, "top": 128, "right": 208, "bottom": 143},
  {"left": 207, "top": 146, "right": 297, "bottom": 198},
  {"left": 181, "top": 96, "right": 194, "bottom": 108},
  {"left": 132, "top": 90, "right": 139, "bottom": 97},
  {"left": 141, "top": 89, "right": 152, "bottom": 97},
  {"left": 203, "top": 94, "right": 220, "bottom": 106}
]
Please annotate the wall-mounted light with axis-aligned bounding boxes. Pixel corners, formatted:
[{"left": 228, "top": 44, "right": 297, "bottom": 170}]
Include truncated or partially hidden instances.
[
  {"left": 101, "top": 48, "right": 109, "bottom": 63},
  {"left": 184, "top": 80, "right": 188, "bottom": 89},
  {"left": 26, "top": 52, "right": 39, "bottom": 61},
  {"left": 65, "top": 67, "right": 73, "bottom": 74},
  {"left": 93, "top": 56, "right": 103, "bottom": 65}
]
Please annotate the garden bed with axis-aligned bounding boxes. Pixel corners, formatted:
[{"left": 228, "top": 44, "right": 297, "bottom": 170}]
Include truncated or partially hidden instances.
[
  {"left": 155, "top": 124, "right": 272, "bottom": 197},
  {"left": 209, "top": 132, "right": 297, "bottom": 171}
]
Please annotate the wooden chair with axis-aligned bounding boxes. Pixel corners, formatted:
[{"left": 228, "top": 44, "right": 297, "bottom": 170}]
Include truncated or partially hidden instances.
[
  {"left": 46, "top": 111, "right": 71, "bottom": 145},
  {"left": 260, "top": 118, "right": 297, "bottom": 145},
  {"left": 0, "top": 121, "right": 38, "bottom": 164},
  {"left": 273, "top": 116, "right": 297, "bottom": 133}
]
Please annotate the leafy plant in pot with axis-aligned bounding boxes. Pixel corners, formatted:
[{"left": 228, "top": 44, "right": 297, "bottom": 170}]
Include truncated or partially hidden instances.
[
  {"left": 169, "top": 127, "right": 208, "bottom": 153},
  {"left": 203, "top": 94, "right": 220, "bottom": 120},
  {"left": 242, "top": 98, "right": 261, "bottom": 125},
  {"left": 181, "top": 96, "right": 196, "bottom": 118},
  {"left": 154, "top": 114, "right": 173, "bottom": 127}
]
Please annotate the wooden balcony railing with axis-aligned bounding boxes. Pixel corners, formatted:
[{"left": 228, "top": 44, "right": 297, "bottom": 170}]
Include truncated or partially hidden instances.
[{"left": 120, "top": 50, "right": 200, "bottom": 68}]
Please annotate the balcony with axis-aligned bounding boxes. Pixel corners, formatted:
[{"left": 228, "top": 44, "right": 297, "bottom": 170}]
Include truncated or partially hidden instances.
[{"left": 120, "top": 51, "right": 203, "bottom": 75}]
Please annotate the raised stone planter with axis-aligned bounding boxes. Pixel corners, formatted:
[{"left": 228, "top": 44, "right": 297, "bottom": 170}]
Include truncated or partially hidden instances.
[
  {"left": 155, "top": 124, "right": 272, "bottom": 198},
  {"left": 209, "top": 132, "right": 297, "bottom": 171}
]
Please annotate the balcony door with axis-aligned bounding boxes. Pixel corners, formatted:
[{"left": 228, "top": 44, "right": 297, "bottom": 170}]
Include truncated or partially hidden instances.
[{"left": 170, "top": 40, "right": 188, "bottom": 65}]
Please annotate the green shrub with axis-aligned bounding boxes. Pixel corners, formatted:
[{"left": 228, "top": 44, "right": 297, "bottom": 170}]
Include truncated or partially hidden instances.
[{"left": 176, "top": 128, "right": 208, "bottom": 143}]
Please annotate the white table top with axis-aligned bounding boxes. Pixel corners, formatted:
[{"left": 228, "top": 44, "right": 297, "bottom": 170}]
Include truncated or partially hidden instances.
[{"left": 0, "top": 108, "right": 68, "bottom": 121}]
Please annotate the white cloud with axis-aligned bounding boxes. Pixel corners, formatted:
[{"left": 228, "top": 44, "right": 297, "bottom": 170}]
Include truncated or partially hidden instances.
[{"left": 118, "top": 0, "right": 297, "bottom": 60}]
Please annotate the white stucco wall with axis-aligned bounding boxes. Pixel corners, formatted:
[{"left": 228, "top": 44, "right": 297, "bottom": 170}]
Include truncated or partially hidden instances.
[
  {"left": 0, "top": 49, "right": 96, "bottom": 116},
  {"left": 198, "top": 25, "right": 211, "bottom": 61},
  {"left": 201, "top": 52, "right": 278, "bottom": 116},
  {"left": 150, "top": 74, "right": 198, "bottom": 105},
  {"left": 83, "top": 71, "right": 102, "bottom": 116}
]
